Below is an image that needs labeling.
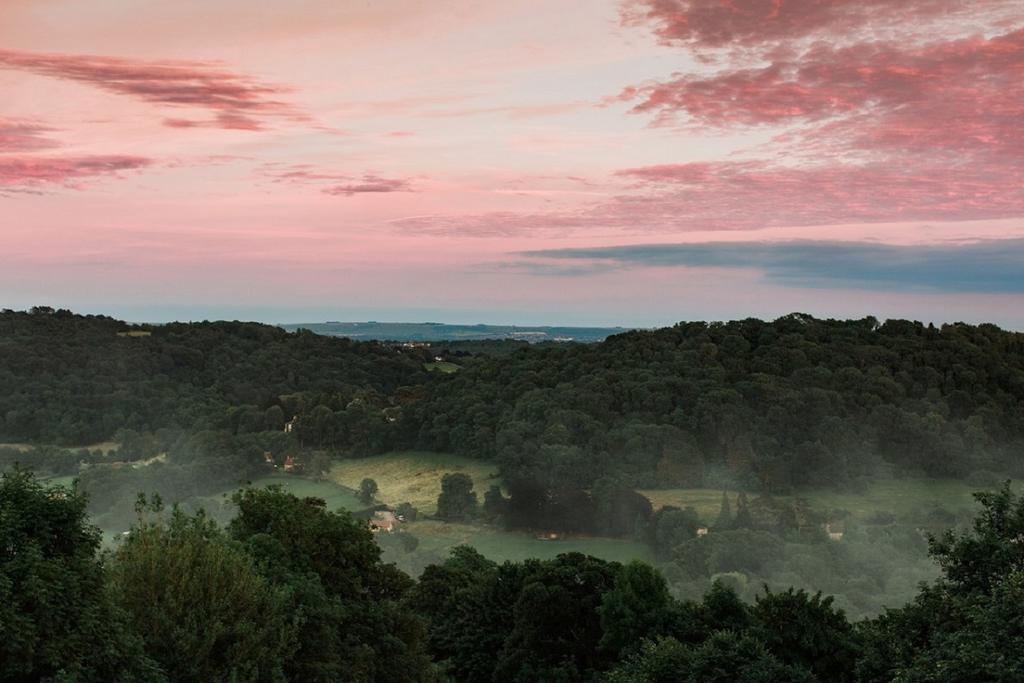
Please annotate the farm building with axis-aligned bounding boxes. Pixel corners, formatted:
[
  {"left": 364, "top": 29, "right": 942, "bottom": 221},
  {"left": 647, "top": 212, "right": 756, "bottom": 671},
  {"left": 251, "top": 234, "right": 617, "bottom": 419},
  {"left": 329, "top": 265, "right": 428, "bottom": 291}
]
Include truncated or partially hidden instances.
[{"left": 370, "top": 510, "right": 398, "bottom": 533}]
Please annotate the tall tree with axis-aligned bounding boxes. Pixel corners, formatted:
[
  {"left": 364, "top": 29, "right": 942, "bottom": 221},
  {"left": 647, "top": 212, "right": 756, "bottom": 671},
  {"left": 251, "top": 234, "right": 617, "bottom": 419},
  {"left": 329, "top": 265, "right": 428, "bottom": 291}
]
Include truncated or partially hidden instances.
[
  {"left": 108, "top": 500, "right": 292, "bottom": 683},
  {"left": 714, "top": 491, "right": 733, "bottom": 530},
  {"left": 0, "top": 471, "right": 163, "bottom": 682},
  {"left": 229, "top": 486, "right": 434, "bottom": 682},
  {"left": 359, "top": 477, "right": 379, "bottom": 504},
  {"left": 436, "top": 473, "right": 478, "bottom": 522},
  {"left": 734, "top": 492, "right": 754, "bottom": 529}
]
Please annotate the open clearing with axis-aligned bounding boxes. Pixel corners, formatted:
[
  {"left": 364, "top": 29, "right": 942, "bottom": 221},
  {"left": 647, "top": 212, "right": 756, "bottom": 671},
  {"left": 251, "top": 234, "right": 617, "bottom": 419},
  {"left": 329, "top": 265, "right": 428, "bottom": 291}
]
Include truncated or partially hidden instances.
[
  {"left": 237, "top": 474, "right": 365, "bottom": 512},
  {"left": 39, "top": 474, "right": 78, "bottom": 488},
  {"left": 424, "top": 361, "right": 460, "bottom": 373},
  {"left": 330, "top": 451, "right": 499, "bottom": 514},
  {"left": 0, "top": 441, "right": 119, "bottom": 453},
  {"left": 641, "top": 477, "right": 1012, "bottom": 524}
]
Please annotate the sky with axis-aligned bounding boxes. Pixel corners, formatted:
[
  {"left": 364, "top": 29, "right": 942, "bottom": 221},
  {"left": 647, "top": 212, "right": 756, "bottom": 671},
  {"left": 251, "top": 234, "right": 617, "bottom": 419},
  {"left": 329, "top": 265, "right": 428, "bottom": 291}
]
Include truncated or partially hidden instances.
[{"left": 1, "top": 0, "right": 1023, "bottom": 327}]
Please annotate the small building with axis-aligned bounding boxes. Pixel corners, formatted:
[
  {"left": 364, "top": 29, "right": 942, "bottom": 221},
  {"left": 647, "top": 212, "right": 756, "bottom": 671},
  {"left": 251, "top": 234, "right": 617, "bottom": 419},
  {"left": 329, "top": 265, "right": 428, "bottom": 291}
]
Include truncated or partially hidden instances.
[
  {"left": 696, "top": 526, "right": 709, "bottom": 537},
  {"left": 283, "top": 455, "right": 297, "bottom": 472},
  {"left": 370, "top": 510, "right": 398, "bottom": 533}
]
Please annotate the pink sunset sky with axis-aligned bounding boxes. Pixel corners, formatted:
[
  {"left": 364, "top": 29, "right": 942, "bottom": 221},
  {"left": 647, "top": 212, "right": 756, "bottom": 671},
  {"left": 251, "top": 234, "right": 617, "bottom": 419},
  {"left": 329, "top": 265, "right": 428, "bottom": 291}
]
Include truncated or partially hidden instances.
[{"left": 2, "top": 0, "right": 1023, "bottom": 327}]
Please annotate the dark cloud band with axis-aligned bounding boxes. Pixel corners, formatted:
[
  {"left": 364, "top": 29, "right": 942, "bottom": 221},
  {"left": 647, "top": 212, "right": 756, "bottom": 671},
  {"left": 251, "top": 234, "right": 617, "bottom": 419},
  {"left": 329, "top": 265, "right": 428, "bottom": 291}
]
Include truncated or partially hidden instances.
[{"left": 522, "top": 239, "right": 1024, "bottom": 293}]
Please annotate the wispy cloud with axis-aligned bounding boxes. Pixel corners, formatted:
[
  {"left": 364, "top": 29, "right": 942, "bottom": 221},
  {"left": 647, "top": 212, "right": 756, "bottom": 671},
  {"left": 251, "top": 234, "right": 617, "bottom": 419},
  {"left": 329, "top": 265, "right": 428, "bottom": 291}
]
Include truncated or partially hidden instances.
[
  {"left": 620, "top": 0, "right": 1015, "bottom": 51},
  {"left": 0, "top": 154, "right": 152, "bottom": 192},
  {"left": 394, "top": 154, "right": 1024, "bottom": 237},
  {"left": 322, "top": 175, "right": 413, "bottom": 196},
  {"left": 0, "top": 49, "right": 306, "bottom": 131},
  {"left": 260, "top": 163, "right": 415, "bottom": 197},
  {"left": 522, "top": 238, "right": 1024, "bottom": 292},
  {"left": 0, "top": 118, "right": 61, "bottom": 153}
]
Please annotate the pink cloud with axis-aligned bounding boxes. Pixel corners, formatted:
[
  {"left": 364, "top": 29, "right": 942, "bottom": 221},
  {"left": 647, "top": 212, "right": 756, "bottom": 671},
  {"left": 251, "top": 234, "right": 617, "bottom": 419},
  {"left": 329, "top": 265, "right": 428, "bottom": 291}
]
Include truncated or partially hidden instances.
[
  {"left": 0, "top": 119, "right": 60, "bottom": 152},
  {"left": 0, "top": 155, "right": 152, "bottom": 191},
  {"left": 620, "top": 0, "right": 1000, "bottom": 50},
  {"left": 322, "top": 175, "right": 414, "bottom": 196},
  {"left": 385, "top": 7, "right": 1024, "bottom": 240},
  {"left": 593, "top": 23, "right": 1024, "bottom": 234},
  {"left": 393, "top": 155, "right": 1024, "bottom": 237},
  {"left": 625, "top": 28, "right": 1024, "bottom": 135},
  {"left": 260, "top": 164, "right": 414, "bottom": 197},
  {"left": 0, "top": 49, "right": 305, "bottom": 131},
  {"left": 615, "top": 160, "right": 1024, "bottom": 227}
]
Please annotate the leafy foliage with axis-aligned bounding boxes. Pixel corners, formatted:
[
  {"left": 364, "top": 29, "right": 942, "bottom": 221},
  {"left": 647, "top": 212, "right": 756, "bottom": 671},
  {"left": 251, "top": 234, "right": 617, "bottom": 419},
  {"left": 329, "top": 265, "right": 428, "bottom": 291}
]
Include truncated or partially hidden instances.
[
  {"left": 228, "top": 486, "right": 434, "bottom": 682},
  {"left": 108, "top": 500, "right": 292, "bottom": 683},
  {"left": 0, "top": 470, "right": 162, "bottom": 682},
  {"left": 436, "top": 473, "right": 477, "bottom": 522}
]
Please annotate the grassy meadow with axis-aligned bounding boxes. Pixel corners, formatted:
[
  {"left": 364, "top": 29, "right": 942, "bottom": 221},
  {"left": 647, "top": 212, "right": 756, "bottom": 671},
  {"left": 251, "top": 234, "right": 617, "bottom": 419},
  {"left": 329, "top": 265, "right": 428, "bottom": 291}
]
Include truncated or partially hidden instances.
[
  {"left": 424, "top": 361, "right": 461, "bottom": 373},
  {"left": 245, "top": 474, "right": 365, "bottom": 512},
  {"left": 62, "top": 446, "right": 1012, "bottom": 568},
  {"left": 641, "top": 477, "right": 1009, "bottom": 524},
  {"left": 1, "top": 441, "right": 119, "bottom": 453},
  {"left": 329, "top": 451, "right": 500, "bottom": 513}
]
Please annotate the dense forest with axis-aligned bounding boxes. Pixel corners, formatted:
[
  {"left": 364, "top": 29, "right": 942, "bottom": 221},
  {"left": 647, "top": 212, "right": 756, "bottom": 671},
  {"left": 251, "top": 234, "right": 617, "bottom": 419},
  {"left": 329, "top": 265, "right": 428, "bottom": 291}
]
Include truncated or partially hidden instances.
[
  {"left": 3, "top": 307, "right": 1023, "bottom": 533},
  {"left": 413, "top": 314, "right": 1024, "bottom": 490},
  {"left": 3, "top": 307, "right": 1024, "bottom": 679},
  {"left": 4, "top": 469, "right": 1024, "bottom": 682}
]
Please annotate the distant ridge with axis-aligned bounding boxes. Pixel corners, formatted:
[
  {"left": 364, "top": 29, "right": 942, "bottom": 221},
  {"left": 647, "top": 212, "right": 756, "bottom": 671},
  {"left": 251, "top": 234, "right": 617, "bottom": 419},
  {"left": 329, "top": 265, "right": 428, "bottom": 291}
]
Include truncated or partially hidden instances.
[{"left": 278, "top": 321, "right": 632, "bottom": 343}]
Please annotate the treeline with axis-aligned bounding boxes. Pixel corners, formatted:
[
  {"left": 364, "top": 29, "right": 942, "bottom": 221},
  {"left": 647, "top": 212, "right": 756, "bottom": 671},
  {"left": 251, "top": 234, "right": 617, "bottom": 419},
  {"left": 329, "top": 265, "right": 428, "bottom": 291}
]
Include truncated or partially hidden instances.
[
  {"left": 378, "top": 473, "right": 948, "bottom": 622},
  {"left": 402, "top": 314, "right": 1024, "bottom": 504},
  {"left": 4, "top": 470, "right": 1024, "bottom": 682},
  {"left": 0, "top": 306, "right": 428, "bottom": 445},
  {"left": 5, "top": 308, "right": 1024, "bottom": 536}
]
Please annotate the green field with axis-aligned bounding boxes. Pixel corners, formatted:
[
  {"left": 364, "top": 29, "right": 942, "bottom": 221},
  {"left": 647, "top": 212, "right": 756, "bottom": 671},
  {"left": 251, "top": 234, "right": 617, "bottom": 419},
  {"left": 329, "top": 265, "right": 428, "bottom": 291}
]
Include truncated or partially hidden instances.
[
  {"left": 639, "top": 488, "right": 727, "bottom": 521},
  {"left": 641, "top": 477, "right": 1010, "bottom": 524},
  {"left": 329, "top": 451, "right": 500, "bottom": 513},
  {"left": 0, "top": 441, "right": 119, "bottom": 453},
  {"left": 424, "top": 361, "right": 460, "bottom": 373},
  {"left": 800, "top": 478, "right": 1007, "bottom": 520},
  {"left": 230, "top": 474, "right": 365, "bottom": 512},
  {"left": 405, "top": 519, "right": 654, "bottom": 565},
  {"left": 39, "top": 474, "right": 78, "bottom": 488}
]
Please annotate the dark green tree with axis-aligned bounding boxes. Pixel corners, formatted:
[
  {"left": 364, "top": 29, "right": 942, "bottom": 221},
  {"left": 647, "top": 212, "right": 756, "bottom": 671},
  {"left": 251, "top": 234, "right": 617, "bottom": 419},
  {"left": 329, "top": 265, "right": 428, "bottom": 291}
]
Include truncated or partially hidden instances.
[
  {"left": 108, "top": 501, "right": 291, "bottom": 683},
  {"left": 0, "top": 470, "right": 163, "bottom": 682},
  {"left": 859, "top": 484, "right": 1024, "bottom": 682},
  {"left": 604, "top": 633, "right": 814, "bottom": 683},
  {"left": 493, "top": 553, "right": 618, "bottom": 681},
  {"left": 359, "top": 477, "right": 379, "bottom": 504},
  {"left": 734, "top": 491, "right": 754, "bottom": 529},
  {"left": 599, "top": 561, "right": 675, "bottom": 657},
  {"left": 714, "top": 491, "right": 733, "bottom": 530},
  {"left": 396, "top": 501, "right": 419, "bottom": 522},
  {"left": 229, "top": 486, "right": 433, "bottom": 682},
  {"left": 436, "top": 472, "right": 477, "bottom": 522},
  {"left": 752, "top": 587, "right": 859, "bottom": 682},
  {"left": 482, "top": 483, "right": 508, "bottom": 523}
]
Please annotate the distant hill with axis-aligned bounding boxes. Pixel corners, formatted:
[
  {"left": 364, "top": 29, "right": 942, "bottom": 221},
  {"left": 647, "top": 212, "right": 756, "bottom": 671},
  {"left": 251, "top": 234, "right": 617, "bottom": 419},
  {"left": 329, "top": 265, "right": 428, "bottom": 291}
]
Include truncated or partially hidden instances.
[{"left": 278, "top": 321, "right": 631, "bottom": 343}]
